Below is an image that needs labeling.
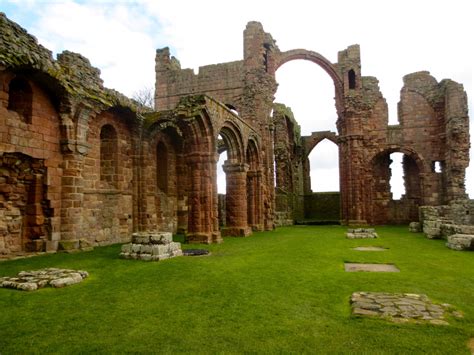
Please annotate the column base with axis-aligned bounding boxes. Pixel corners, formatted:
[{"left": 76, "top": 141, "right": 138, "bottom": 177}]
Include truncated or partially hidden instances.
[
  {"left": 221, "top": 226, "right": 252, "bottom": 237},
  {"left": 186, "top": 232, "right": 223, "bottom": 244}
]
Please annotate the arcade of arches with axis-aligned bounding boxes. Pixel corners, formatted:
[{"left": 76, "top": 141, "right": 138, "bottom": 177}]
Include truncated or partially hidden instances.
[{"left": 0, "top": 14, "right": 471, "bottom": 255}]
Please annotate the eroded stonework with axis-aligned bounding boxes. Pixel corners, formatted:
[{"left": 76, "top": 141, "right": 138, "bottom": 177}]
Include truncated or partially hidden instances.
[
  {"left": 120, "top": 232, "right": 182, "bottom": 261},
  {"left": 0, "top": 268, "right": 88, "bottom": 291},
  {"left": 0, "top": 13, "right": 471, "bottom": 255},
  {"left": 351, "top": 292, "right": 463, "bottom": 325}
]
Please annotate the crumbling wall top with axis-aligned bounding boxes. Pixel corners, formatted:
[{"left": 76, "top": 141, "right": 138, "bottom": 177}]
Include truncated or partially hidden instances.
[{"left": 0, "top": 12, "right": 141, "bottom": 113}]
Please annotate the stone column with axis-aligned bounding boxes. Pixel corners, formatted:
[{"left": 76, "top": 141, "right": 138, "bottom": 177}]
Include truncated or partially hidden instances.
[
  {"left": 222, "top": 162, "right": 251, "bottom": 236},
  {"left": 60, "top": 152, "right": 85, "bottom": 247},
  {"left": 247, "top": 169, "right": 264, "bottom": 231},
  {"left": 58, "top": 111, "right": 89, "bottom": 250},
  {"left": 339, "top": 136, "right": 367, "bottom": 225},
  {"left": 186, "top": 153, "right": 222, "bottom": 244}
]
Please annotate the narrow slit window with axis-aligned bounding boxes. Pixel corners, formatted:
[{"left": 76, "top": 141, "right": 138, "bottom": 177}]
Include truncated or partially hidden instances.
[
  {"left": 433, "top": 161, "right": 443, "bottom": 173},
  {"left": 348, "top": 69, "right": 356, "bottom": 90}
]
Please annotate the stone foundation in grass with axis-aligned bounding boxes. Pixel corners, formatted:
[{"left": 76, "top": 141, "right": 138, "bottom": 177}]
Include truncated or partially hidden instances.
[
  {"left": 345, "top": 263, "right": 399, "bottom": 272},
  {"left": 353, "top": 246, "right": 387, "bottom": 251},
  {"left": 0, "top": 268, "right": 88, "bottom": 291},
  {"left": 346, "top": 228, "right": 378, "bottom": 239},
  {"left": 120, "top": 232, "right": 183, "bottom": 261},
  {"left": 351, "top": 292, "right": 463, "bottom": 325}
]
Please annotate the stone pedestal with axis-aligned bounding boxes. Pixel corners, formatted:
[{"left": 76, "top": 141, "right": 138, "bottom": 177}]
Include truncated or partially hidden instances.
[
  {"left": 346, "top": 228, "right": 378, "bottom": 239},
  {"left": 120, "top": 232, "right": 183, "bottom": 261}
]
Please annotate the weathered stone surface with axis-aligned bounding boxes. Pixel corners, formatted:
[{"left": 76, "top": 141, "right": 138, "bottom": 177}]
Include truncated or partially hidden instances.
[
  {"left": 409, "top": 222, "right": 421, "bottom": 232},
  {"left": 347, "top": 228, "right": 378, "bottom": 239},
  {"left": 1, "top": 268, "right": 88, "bottom": 291},
  {"left": 350, "top": 292, "right": 461, "bottom": 325},
  {"left": 120, "top": 231, "right": 183, "bottom": 261},
  {"left": 353, "top": 246, "right": 387, "bottom": 251},
  {"left": 0, "top": 12, "right": 471, "bottom": 258},
  {"left": 446, "top": 234, "right": 474, "bottom": 251},
  {"left": 344, "top": 263, "right": 399, "bottom": 272}
]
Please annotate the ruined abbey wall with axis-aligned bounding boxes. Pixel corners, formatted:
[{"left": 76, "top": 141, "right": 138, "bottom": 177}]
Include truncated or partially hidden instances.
[{"left": 0, "top": 13, "right": 470, "bottom": 256}]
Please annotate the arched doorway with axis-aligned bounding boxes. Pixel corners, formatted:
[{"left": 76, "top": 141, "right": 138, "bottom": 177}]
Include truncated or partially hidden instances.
[
  {"left": 370, "top": 148, "right": 424, "bottom": 224},
  {"left": 217, "top": 122, "right": 250, "bottom": 237},
  {"left": 273, "top": 52, "right": 342, "bottom": 224}
]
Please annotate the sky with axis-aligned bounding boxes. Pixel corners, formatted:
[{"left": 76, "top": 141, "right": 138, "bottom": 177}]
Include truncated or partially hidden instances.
[{"left": 2, "top": 0, "right": 473, "bottom": 197}]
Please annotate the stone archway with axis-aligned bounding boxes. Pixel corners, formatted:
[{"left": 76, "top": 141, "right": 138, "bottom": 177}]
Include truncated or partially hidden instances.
[
  {"left": 368, "top": 147, "right": 426, "bottom": 224},
  {"left": 0, "top": 153, "right": 50, "bottom": 254},
  {"left": 218, "top": 121, "right": 250, "bottom": 237},
  {"left": 274, "top": 49, "right": 344, "bottom": 115},
  {"left": 246, "top": 138, "right": 263, "bottom": 231}
]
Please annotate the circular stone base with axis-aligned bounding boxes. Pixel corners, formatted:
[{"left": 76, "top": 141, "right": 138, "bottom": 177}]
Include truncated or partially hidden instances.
[{"left": 183, "top": 249, "right": 210, "bottom": 256}]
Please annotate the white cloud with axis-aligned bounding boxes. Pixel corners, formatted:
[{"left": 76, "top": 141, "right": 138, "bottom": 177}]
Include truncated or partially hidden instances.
[{"left": 30, "top": 1, "right": 160, "bottom": 96}]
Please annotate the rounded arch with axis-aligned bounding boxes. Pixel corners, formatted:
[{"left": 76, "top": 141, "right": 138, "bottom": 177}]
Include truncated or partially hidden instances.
[
  {"left": 369, "top": 145, "right": 427, "bottom": 174},
  {"left": 218, "top": 121, "right": 245, "bottom": 164},
  {"left": 246, "top": 137, "right": 260, "bottom": 170},
  {"left": 369, "top": 145, "right": 426, "bottom": 224},
  {"left": 304, "top": 131, "right": 338, "bottom": 158},
  {"left": 276, "top": 49, "right": 344, "bottom": 113}
]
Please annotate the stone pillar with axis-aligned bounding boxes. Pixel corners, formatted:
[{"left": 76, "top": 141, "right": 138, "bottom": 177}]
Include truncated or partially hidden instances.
[
  {"left": 186, "top": 153, "right": 222, "bottom": 244},
  {"left": 58, "top": 111, "right": 90, "bottom": 250},
  {"left": 24, "top": 174, "right": 46, "bottom": 251},
  {"left": 247, "top": 169, "right": 263, "bottom": 231},
  {"left": 339, "top": 136, "right": 367, "bottom": 225},
  {"left": 60, "top": 152, "right": 85, "bottom": 246},
  {"left": 222, "top": 162, "right": 251, "bottom": 236}
]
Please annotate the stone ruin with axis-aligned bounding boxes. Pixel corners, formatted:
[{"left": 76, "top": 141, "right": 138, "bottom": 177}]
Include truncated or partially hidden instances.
[
  {"left": 120, "top": 232, "right": 182, "bottom": 261},
  {"left": 0, "top": 268, "right": 88, "bottom": 291},
  {"left": 351, "top": 292, "right": 463, "bottom": 325},
  {"left": 346, "top": 228, "right": 378, "bottom": 239},
  {"left": 0, "top": 12, "right": 471, "bottom": 256},
  {"left": 418, "top": 200, "right": 474, "bottom": 251}
]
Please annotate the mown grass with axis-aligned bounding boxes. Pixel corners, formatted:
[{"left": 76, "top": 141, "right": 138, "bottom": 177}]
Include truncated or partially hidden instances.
[{"left": 0, "top": 225, "right": 473, "bottom": 354}]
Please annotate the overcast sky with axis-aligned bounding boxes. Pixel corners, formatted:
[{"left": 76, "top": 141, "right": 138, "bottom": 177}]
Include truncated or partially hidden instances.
[{"left": 2, "top": 0, "right": 472, "bottom": 197}]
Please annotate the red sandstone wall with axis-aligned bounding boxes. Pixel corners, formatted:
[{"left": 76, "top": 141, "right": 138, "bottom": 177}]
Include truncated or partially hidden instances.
[
  {"left": 0, "top": 73, "right": 63, "bottom": 253},
  {"left": 82, "top": 110, "right": 134, "bottom": 245}
]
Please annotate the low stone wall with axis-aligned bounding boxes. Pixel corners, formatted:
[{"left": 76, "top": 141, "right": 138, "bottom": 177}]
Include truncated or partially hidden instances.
[
  {"left": 274, "top": 211, "right": 293, "bottom": 227},
  {"left": 304, "top": 192, "right": 340, "bottom": 221},
  {"left": 418, "top": 200, "right": 474, "bottom": 251}
]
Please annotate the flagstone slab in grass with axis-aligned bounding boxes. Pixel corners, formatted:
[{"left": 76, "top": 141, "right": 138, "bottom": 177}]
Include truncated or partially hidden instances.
[
  {"left": 344, "top": 263, "right": 400, "bottom": 272},
  {"left": 1, "top": 268, "right": 88, "bottom": 291},
  {"left": 351, "top": 292, "right": 463, "bottom": 325},
  {"left": 183, "top": 249, "right": 210, "bottom": 256},
  {"left": 353, "top": 246, "right": 387, "bottom": 251}
]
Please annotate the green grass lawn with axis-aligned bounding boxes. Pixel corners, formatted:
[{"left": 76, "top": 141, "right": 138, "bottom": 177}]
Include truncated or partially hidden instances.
[{"left": 1, "top": 225, "right": 473, "bottom": 354}]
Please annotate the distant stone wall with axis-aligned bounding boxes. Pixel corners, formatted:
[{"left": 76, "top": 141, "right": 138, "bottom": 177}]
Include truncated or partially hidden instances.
[
  {"left": 419, "top": 199, "right": 474, "bottom": 239},
  {"left": 304, "top": 192, "right": 340, "bottom": 221}
]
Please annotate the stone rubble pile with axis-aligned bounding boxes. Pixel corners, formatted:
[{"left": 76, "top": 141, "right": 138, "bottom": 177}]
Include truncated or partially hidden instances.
[
  {"left": 0, "top": 268, "right": 88, "bottom": 291},
  {"left": 419, "top": 203, "right": 474, "bottom": 251},
  {"left": 351, "top": 292, "right": 462, "bottom": 325},
  {"left": 346, "top": 228, "right": 378, "bottom": 239},
  {"left": 120, "top": 232, "right": 183, "bottom": 261}
]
